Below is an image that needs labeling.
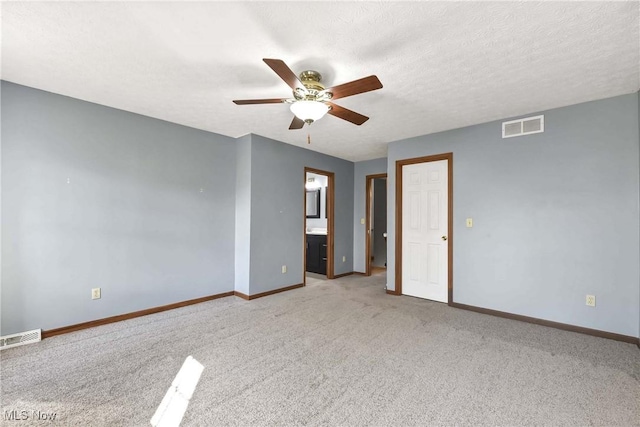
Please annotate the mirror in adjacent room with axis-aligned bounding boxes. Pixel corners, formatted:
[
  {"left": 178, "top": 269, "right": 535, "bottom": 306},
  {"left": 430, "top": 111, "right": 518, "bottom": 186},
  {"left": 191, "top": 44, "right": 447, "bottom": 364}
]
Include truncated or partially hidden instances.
[{"left": 306, "top": 189, "right": 321, "bottom": 218}]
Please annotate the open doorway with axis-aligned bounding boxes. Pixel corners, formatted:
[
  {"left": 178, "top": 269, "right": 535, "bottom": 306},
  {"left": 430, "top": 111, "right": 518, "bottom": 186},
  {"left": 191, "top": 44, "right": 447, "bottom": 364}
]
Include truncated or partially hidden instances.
[
  {"left": 304, "top": 167, "right": 335, "bottom": 285},
  {"left": 366, "top": 173, "right": 387, "bottom": 276}
]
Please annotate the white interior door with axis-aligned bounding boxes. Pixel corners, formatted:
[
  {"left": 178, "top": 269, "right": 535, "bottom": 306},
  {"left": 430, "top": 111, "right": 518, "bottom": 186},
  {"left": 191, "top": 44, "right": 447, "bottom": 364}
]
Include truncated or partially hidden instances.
[{"left": 402, "top": 160, "right": 448, "bottom": 302}]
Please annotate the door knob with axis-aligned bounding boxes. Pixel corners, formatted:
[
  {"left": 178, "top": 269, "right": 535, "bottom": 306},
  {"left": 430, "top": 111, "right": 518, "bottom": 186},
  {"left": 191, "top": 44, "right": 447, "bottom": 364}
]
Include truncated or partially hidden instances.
[{"left": 441, "top": 236, "right": 447, "bottom": 241}]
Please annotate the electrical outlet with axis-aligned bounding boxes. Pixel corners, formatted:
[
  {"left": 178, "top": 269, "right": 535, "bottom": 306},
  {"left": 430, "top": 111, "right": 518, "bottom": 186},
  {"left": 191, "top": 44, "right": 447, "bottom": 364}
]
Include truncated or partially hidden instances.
[
  {"left": 342, "top": 256, "right": 346, "bottom": 263},
  {"left": 91, "top": 288, "right": 101, "bottom": 300},
  {"left": 281, "top": 265, "right": 287, "bottom": 274},
  {"left": 586, "top": 294, "right": 596, "bottom": 307},
  {"left": 466, "top": 218, "right": 473, "bottom": 228}
]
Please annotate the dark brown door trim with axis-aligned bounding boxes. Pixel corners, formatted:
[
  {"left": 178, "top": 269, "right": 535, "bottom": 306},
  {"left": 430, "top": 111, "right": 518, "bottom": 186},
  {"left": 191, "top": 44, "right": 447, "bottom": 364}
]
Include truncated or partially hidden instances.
[
  {"left": 395, "top": 153, "right": 453, "bottom": 302},
  {"left": 304, "top": 167, "right": 335, "bottom": 280},
  {"left": 365, "top": 173, "right": 387, "bottom": 276}
]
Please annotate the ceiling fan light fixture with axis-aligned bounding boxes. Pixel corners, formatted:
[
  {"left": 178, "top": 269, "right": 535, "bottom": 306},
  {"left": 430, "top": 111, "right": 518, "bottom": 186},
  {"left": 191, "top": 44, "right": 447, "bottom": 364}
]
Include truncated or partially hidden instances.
[{"left": 290, "top": 100, "right": 329, "bottom": 124}]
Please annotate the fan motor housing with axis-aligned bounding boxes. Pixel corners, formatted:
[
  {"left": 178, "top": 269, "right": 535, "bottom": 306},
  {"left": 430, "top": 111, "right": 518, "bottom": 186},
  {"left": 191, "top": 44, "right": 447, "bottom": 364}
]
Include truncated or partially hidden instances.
[
  {"left": 299, "top": 70, "right": 324, "bottom": 91},
  {"left": 294, "top": 70, "right": 333, "bottom": 102}
]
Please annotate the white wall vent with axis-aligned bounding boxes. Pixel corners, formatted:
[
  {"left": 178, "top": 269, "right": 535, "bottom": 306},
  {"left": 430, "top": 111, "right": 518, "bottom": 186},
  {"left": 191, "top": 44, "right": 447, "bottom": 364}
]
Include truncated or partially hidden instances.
[
  {"left": 502, "top": 115, "right": 544, "bottom": 138},
  {"left": 0, "top": 329, "right": 42, "bottom": 350}
]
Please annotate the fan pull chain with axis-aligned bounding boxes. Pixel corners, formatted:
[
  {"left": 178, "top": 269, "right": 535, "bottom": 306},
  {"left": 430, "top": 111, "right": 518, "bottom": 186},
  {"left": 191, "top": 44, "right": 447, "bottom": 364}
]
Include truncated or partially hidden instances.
[{"left": 307, "top": 132, "right": 311, "bottom": 144}]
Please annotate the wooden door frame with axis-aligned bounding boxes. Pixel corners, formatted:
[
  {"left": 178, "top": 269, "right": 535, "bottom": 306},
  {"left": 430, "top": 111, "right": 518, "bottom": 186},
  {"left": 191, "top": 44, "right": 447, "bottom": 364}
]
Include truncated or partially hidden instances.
[
  {"left": 394, "top": 153, "right": 453, "bottom": 303},
  {"left": 365, "top": 173, "right": 388, "bottom": 276},
  {"left": 303, "top": 167, "right": 335, "bottom": 283}
]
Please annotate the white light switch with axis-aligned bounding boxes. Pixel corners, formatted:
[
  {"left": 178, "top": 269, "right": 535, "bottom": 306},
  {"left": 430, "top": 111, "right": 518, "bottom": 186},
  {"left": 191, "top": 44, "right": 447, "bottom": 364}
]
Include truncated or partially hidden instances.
[
  {"left": 360, "top": 218, "right": 365, "bottom": 224},
  {"left": 466, "top": 218, "right": 473, "bottom": 228}
]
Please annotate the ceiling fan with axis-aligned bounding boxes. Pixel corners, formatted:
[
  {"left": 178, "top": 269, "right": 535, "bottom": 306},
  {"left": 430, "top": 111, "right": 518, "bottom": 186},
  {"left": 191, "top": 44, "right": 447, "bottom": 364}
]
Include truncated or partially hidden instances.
[{"left": 233, "top": 58, "right": 383, "bottom": 130}]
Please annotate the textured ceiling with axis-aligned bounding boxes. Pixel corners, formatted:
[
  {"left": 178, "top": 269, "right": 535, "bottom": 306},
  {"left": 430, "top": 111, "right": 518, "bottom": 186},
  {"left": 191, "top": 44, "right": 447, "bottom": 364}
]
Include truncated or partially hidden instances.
[{"left": 1, "top": 1, "right": 638, "bottom": 161}]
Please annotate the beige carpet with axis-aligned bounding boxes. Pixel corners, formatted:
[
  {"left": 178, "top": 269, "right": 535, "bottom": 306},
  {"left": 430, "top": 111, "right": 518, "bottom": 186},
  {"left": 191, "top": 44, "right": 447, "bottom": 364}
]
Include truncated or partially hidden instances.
[{"left": 1, "top": 272, "right": 639, "bottom": 426}]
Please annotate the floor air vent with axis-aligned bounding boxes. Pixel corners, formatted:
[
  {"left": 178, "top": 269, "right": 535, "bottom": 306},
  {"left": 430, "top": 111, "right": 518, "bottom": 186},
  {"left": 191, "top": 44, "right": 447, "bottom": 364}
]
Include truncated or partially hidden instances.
[
  {"left": 502, "top": 115, "right": 544, "bottom": 138},
  {"left": 0, "top": 329, "right": 42, "bottom": 350}
]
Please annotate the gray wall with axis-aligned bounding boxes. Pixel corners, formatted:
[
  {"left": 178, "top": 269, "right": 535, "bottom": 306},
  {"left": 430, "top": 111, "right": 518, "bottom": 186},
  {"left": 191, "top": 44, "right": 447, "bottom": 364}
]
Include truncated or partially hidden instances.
[
  {"left": 248, "top": 135, "right": 354, "bottom": 294},
  {"left": 5, "top": 80, "right": 638, "bottom": 340},
  {"left": 1, "top": 82, "right": 356, "bottom": 333},
  {"left": 387, "top": 93, "right": 640, "bottom": 337},
  {"left": 353, "top": 158, "right": 387, "bottom": 273},
  {"left": 234, "top": 135, "right": 252, "bottom": 296},
  {"left": 372, "top": 178, "right": 387, "bottom": 268},
  {"left": 1, "top": 81, "right": 237, "bottom": 335},
  {"left": 0, "top": 82, "right": 3, "bottom": 335}
]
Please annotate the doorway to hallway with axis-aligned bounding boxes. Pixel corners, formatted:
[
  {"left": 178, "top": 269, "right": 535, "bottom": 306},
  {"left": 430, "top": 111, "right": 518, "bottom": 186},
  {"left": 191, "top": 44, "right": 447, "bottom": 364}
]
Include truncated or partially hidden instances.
[{"left": 365, "top": 173, "right": 387, "bottom": 276}]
